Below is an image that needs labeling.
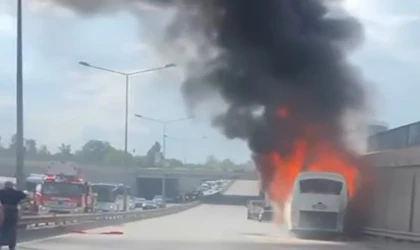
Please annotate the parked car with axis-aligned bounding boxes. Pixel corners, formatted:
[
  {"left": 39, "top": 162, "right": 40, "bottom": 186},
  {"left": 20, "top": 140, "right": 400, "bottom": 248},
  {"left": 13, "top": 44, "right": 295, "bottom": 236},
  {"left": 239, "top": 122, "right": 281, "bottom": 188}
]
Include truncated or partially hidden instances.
[
  {"left": 142, "top": 200, "right": 158, "bottom": 210},
  {"left": 258, "top": 206, "right": 273, "bottom": 222},
  {"left": 247, "top": 200, "right": 265, "bottom": 220},
  {"left": 134, "top": 198, "right": 146, "bottom": 208},
  {"left": 153, "top": 198, "right": 166, "bottom": 208},
  {"left": 153, "top": 195, "right": 166, "bottom": 208}
]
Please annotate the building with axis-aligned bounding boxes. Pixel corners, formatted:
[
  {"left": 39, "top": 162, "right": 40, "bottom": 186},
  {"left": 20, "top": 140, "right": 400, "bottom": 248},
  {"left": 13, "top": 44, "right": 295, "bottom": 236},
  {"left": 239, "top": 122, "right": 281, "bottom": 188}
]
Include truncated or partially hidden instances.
[
  {"left": 368, "top": 121, "right": 389, "bottom": 136},
  {"left": 368, "top": 121, "right": 420, "bottom": 152}
]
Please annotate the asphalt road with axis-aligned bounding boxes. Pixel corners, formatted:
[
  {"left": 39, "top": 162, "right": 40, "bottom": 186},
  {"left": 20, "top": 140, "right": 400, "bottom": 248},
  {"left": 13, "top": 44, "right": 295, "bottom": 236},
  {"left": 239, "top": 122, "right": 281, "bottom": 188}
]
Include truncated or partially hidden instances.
[
  {"left": 223, "top": 180, "right": 260, "bottom": 196},
  {"left": 17, "top": 181, "right": 416, "bottom": 250}
]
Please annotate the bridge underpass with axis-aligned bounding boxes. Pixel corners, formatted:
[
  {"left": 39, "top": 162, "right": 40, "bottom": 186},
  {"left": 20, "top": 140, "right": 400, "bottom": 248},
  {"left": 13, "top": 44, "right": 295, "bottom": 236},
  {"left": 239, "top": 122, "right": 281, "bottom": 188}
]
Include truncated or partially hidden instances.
[
  {"left": 18, "top": 180, "right": 412, "bottom": 250},
  {"left": 201, "top": 180, "right": 260, "bottom": 206},
  {"left": 136, "top": 176, "right": 202, "bottom": 200}
]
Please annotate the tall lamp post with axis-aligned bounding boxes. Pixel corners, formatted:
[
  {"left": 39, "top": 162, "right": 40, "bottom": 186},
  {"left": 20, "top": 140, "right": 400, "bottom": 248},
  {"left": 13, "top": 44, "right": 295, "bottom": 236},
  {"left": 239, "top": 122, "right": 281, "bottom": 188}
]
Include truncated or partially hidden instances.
[
  {"left": 79, "top": 62, "right": 175, "bottom": 210},
  {"left": 79, "top": 61, "right": 175, "bottom": 170},
  {"left": 15, "top": 0, "right": 25, "bottom": 189},
  {"left": 134, "top": 114, "right": 194, "bottom": 199}
]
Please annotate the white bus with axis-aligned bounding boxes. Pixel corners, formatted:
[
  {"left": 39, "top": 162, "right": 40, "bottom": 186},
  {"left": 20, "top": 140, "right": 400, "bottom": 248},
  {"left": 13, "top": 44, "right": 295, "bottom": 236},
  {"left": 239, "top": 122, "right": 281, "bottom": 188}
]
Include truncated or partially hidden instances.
[
  {"left": 287, "top": 172, "right": 348, "bottom": 235},
  {"left": 91, "top": 183, "right": 130, "bottom": 212}
]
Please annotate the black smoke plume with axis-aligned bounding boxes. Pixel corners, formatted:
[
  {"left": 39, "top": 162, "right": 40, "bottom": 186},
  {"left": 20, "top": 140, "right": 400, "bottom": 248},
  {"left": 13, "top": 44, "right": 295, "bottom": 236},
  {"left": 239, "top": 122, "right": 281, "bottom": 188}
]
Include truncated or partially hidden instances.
[
  {"left": 164, "top": 0, "right": 366, "bottom": 154},
  {"left": 163, "top": 0, "right": 371, "bottom": 237}
]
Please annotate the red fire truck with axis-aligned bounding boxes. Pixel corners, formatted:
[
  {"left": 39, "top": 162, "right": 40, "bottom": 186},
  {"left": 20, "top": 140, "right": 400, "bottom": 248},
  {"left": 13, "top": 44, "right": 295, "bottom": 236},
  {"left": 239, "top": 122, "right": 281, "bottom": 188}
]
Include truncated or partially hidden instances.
[{"left": 33, "top": 161, "right": 96, "bottom": 214}]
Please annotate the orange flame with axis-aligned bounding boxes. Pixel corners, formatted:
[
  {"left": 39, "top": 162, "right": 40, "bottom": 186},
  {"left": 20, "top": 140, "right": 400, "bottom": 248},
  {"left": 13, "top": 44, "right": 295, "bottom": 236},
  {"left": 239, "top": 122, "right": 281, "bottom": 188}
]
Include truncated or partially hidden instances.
[{"left": 257, "top": 107, "right": 361, "bottom": 223}]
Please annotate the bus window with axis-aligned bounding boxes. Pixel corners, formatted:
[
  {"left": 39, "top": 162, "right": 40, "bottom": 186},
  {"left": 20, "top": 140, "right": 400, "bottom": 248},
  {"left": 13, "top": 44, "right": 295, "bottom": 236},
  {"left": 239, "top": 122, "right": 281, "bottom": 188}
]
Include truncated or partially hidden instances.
[{"left": 299, "top": 179, "right": 343, "bottom": 195}]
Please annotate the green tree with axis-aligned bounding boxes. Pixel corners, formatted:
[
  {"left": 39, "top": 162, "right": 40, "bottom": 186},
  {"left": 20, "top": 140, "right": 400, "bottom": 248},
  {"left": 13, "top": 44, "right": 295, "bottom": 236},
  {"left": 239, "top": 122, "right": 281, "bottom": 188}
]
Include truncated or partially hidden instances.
[
  {"left": 103, "top": 147, "right": 127, "bottom": 165},
  {"left": 38, "top": 145, "right": 51, "bottom": 157},
  {"left": 77, "top": 140, "right": 110, "bottom": 164},
  {"left": 8, "top": 134, "right": 17, "bottom": 152},
  {"left": 57, "top": 143, "right": 72, "bottom": 158},
  {"left": 25, "top": 139, "right": 37, "bottom": 156},
  {"left": 205, "top": 155, "right": 219, "bottom": 168},
  {"left": 165, "top": 158, "right": 184, "bottom": 167},
  {"left": 219, "top": 158, "right": 235, "bottom": 170},
  {"left": 146, "top": 142, "right": 162, "bottom": 167}
]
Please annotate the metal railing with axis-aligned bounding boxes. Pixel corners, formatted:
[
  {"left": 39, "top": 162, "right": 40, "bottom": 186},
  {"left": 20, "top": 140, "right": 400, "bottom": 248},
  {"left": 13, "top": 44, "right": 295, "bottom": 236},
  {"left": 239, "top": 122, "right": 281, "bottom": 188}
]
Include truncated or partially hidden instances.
[{"left": 18, "top": 201, "right": 200, "bottom": 230}]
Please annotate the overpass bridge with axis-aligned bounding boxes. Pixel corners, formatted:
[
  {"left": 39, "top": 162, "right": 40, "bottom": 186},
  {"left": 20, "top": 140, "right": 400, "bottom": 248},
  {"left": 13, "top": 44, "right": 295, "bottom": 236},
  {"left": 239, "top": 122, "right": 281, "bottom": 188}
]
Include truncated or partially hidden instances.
[
  {"left": 0, "top": 158, "right": 257, "bottom": 199},
  {"left": 135, "top": 168, "right": 258, "bottom": 180}
]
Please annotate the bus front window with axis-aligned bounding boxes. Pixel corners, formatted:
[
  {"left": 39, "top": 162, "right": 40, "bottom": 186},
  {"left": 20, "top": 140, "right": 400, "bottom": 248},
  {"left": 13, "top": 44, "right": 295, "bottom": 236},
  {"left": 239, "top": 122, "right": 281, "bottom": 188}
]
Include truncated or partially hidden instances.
[{"left": 299, "top": 179, "right": 343, "bottom": 195}]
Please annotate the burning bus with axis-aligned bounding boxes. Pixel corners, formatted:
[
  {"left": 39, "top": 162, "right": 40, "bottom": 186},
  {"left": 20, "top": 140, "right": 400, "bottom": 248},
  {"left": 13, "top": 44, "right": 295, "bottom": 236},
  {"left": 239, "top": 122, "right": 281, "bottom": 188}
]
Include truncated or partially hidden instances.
[
  {"left": 286, "top": 172, "right": 349, "bottom": 236},
  {"left": 91, "top": 183, "right": 131, "bottom": 212}
]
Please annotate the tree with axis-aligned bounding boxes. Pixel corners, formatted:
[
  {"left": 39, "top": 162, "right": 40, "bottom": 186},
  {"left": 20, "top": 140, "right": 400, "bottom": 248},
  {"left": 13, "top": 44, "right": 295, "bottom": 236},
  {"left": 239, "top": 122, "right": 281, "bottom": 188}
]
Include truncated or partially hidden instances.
[
  {"left": 77, "top": 140, "right": 110, "bottom": 163},
  {"left": 38, "top": 145, "right": 51, "bottom": 156},
  {"left": 103, "top": 147, "right": 126, "bottom": 165},
  {"left": 146, "top": 142, "right": 162, "bottom": 167},
  {"left": 25, "top": 139, "right": 37, "bottom": 156},
  {"left": 165, "top": 158, "right": 184, "bottom": 167},
  {"left": 8, "top": 134, "right": 17, "bottom": 152},
  {"left": 219, "top": 158, "right": 235, "bottom": 170},
  {"left": 0, "top": 136, "right": 3, "bottom": 152},
  {"left": 205, "top": 155, "right": 219, "bottom": 167},
  {"left": 57, "top": 143, "right": 72, "bottom": 158}
]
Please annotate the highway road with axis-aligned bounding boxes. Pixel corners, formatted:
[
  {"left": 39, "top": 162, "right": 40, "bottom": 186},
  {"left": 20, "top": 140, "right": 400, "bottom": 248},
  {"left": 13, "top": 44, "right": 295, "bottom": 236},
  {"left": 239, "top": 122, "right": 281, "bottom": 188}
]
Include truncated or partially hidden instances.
[
  {"left": 18, "top": 181, "right": 416, "bottom": 250},
  {"left": 224, "top": 180, "right": 260, "bottom": 196}
]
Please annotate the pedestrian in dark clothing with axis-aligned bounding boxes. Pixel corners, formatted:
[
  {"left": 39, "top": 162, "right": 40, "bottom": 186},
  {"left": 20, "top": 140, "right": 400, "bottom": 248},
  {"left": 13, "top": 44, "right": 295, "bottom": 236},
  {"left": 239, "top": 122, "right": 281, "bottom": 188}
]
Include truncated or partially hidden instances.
[{"left": 0, "top": 181, "right": 26, "bottom": 250}]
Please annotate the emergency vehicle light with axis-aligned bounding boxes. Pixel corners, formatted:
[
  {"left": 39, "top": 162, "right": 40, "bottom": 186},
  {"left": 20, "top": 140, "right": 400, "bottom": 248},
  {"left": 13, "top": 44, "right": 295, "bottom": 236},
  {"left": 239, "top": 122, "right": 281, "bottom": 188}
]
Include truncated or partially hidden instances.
[{"left": 44, "top": 176, "right": 55, "bottom": 181}]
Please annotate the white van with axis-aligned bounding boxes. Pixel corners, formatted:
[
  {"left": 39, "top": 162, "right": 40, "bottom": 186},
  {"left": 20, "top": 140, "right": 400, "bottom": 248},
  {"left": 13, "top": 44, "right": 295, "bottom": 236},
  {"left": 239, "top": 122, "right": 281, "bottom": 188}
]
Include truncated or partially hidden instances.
[{"left": 287, "top": 172, "right": 348, "bottom": 234}]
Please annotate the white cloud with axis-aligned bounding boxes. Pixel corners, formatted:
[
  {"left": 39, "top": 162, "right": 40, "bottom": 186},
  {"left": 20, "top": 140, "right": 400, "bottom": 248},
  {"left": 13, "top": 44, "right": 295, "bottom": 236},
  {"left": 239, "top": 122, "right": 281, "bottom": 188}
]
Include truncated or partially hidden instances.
[
  {"left": 344, "top": 0, "right": 420, "bottom": 61},
  {"left": 22, "top": 69, "right": 153, "bottom": 152},
  {"left": 0, "top": 13, "right": 15, "bottom": 37},
  {"left": 0, "top": 95, "right": 14, "bottom": 109}
]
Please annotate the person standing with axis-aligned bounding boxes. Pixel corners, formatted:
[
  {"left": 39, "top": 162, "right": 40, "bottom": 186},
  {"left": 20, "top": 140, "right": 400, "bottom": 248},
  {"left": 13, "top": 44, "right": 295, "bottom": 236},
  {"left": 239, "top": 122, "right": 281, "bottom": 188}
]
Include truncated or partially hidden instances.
[{"left": 0, "top": 181, "right": 26, "bottom": 250}]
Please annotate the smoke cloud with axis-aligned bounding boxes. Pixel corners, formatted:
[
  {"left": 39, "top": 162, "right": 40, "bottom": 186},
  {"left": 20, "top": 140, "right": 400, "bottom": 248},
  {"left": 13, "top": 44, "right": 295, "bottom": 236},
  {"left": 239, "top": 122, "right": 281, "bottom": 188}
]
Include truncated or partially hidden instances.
[
  {"left": 159, "top": 0, "right": 372, "bottom": 236},
  {"left": 43, "top": 0, "right": 369, "bottom": 174},
  {"left": 163, "top": 0, "right": 367, "bottom": 152}
]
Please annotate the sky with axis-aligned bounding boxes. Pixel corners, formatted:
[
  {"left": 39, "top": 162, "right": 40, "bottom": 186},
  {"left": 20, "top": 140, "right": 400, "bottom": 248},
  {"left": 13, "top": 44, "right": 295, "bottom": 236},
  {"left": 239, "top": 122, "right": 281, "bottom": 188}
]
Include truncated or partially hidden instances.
[{"left": 0, "top": 0, "right": 419, "bottom": 164}]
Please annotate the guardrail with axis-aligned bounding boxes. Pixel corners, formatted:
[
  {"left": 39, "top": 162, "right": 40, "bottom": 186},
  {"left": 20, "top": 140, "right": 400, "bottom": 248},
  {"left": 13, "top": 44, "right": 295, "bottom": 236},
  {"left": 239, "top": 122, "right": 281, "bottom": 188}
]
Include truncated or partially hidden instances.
[
  {"left": 18, "top": 201, "right": 200, "bottom": 230},
  {"left": 364, "top": 228, "right": 420, "bottom": 243}
]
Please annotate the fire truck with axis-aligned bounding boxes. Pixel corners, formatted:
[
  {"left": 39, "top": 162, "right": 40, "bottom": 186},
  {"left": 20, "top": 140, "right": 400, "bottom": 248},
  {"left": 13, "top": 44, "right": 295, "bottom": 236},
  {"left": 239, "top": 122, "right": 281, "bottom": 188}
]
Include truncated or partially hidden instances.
[{"left": 33, "top": 161, "right": 97, "bottom": 214}]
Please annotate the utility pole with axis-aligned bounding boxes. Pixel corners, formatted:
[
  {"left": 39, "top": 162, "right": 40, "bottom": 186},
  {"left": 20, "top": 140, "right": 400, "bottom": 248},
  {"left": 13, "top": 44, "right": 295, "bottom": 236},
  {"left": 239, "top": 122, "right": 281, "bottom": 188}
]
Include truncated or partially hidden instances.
[{"left": 16, "top": 0, "right": 25, "bottom": 190}]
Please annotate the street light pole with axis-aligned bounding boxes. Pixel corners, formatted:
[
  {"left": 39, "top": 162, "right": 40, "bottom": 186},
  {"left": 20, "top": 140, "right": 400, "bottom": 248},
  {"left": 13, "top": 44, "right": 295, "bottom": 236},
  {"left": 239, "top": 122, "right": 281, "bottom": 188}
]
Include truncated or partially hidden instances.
[
  {"left": 162, "top": 124, "right": 167, "bottom": 158},
  {"left": 79, "top": 61, "right": 175, "bottom": 210},
  {"left": 134, "top": 114, "right": 194, "bottom": 200},
  {"left": 123, "top": 75, "right": 129, "bottom": 171},
  {"left": 16, "top": 0, "right": 25, "bottom": 190},
  {"left": 79, "top": 61, "right": 175, "bottom": 169}
]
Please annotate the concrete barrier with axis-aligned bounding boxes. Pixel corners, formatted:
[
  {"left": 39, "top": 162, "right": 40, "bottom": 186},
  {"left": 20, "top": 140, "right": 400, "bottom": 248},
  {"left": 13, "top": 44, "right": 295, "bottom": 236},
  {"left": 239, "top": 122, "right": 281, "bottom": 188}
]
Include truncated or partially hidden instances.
[{"left": 364, "top": 148, "right": 420, "bottom": 241}]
